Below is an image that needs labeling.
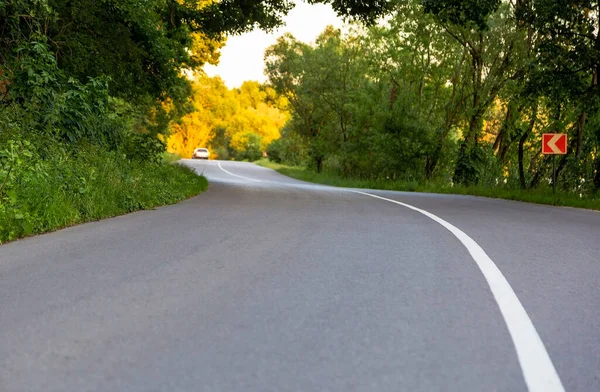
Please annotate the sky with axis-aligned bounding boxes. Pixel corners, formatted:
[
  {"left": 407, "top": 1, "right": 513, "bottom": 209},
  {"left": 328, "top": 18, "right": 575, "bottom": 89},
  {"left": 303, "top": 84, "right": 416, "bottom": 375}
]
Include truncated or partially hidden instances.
[{"left": 204, "top": 2, "right": 343, "bottom": 89}]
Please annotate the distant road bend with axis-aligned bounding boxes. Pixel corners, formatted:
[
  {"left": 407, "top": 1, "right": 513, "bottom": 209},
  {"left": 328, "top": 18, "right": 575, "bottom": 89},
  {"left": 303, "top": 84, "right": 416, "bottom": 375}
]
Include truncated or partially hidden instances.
[{"left": 1, "top": 159, "right": 599, "bottom": 392}]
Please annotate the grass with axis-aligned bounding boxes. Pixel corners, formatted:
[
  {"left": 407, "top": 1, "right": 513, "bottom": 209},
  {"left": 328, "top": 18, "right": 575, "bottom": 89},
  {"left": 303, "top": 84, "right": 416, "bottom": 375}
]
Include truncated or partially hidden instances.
[
  {"left": 0, "top": 151, "right": 208, "bottom": 244},
  {"left": 255, "top": 159, "right": 600, "bottom": 211},
  {"left": 162, "top": 151, "right": 182, "bottom": 164}
]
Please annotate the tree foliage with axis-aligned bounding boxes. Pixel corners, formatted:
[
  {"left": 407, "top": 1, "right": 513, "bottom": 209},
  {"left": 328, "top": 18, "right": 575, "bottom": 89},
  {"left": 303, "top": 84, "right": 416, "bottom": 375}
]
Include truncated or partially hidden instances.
[
  {"left": 167, "top": 74, "right": 289, "bottom": 160},
  {"left": 307, "top": 0, "right": 396, "bottom": 23},
  {"left": 265, "top": 0, "right": 600, "bottom": 194},
  {"left": 422, "top": 0, "right": 501, "bottom": 30}
]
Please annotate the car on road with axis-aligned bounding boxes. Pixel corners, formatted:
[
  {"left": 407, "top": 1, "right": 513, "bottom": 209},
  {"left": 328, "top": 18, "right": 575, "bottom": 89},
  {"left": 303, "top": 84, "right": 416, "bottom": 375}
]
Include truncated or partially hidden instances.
[{"left": 192, "top": 148, "right": 210, "bottom": 160}]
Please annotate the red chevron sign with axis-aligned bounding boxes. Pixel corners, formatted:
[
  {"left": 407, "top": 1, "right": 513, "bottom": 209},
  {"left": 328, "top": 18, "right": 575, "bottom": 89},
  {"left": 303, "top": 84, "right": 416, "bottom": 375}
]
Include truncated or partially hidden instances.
[{"left": 542, "top": 133, "right": 567, "bottom": 155}]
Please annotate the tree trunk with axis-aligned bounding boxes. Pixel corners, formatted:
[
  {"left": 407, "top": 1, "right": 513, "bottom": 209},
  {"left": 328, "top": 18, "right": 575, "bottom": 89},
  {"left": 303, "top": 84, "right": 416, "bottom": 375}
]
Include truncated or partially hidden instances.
[
  {"left": 518, "top": 132, "right": 528, "bottom": 189},
  {"left": 594, "top": 155, "right": 600, "bottom": 190},
  {"left": 0, "top": 69, "right": 7, "bottom": 100},
  {"left": 454, "top": 105, "right": 484, "bottom": 186},
  {"left": 494, "top": 103, "right": 516, "bottom": 162},
  {"left": 467, "top": 110, "right": 483, "bottom": 145},
  {"left": 316, "top": 156, "right": 323, "bottom": 173},
  {"left": 426, "top": 142, "right": 442, "bottom": 179},
  {"left": 518, "top": 104, "right": 538, "bottom": 189},
  {"left": 428, "top": 51, "right": 465, "bottom": 180},
  {"left": 493, "top": 104, "right": 512, "bottom": 153},
  {"left": 576, "top": 110, "right": 586, "bottom": 157},
  {"left": 468, "top": 52, "right": 483, "bottom": 145}
]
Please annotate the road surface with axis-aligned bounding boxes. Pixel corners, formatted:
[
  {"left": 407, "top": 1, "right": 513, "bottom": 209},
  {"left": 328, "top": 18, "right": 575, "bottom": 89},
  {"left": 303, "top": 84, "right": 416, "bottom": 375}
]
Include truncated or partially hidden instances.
[{"left": 1, "top": 159, "right": 598, "bottom": 391}]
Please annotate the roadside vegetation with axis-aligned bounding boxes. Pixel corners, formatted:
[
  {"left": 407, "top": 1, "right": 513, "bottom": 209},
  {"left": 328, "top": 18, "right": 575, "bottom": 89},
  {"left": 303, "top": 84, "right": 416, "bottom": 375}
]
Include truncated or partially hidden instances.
[
  {"left": 162, "top": 152, "right": 184, "bottom": 165},
  {"left": 0, "top": 147, "right": 207, "bottom": 243},
  {"left": 256, "top": 159, "right": 600, "bottom": 211},
  {"left": 262, "top": 0, "right": 600, "bottom": 207}
]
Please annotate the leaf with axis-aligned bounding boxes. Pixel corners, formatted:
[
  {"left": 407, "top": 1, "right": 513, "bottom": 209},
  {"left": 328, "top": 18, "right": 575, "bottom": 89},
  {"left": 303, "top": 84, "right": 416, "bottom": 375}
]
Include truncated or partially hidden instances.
[{"left": 7, "top": 190, "right": 18, "bottom": 205}]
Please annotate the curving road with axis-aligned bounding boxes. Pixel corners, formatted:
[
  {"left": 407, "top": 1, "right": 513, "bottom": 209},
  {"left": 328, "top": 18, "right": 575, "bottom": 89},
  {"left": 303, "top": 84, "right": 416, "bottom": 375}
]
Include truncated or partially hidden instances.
[{"left": 1, "top": 159, "right": 599, "bottom": 392}]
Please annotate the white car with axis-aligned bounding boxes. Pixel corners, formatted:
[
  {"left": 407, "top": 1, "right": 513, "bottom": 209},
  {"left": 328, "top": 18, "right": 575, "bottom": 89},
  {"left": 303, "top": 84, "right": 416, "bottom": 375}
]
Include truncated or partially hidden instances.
[{"left": 192, "top": 148, "right": 210, "bottom": 160}]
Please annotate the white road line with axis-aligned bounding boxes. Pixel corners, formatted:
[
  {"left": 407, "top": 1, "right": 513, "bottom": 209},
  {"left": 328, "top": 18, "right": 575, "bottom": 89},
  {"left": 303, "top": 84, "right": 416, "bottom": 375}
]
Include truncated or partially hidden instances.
[
  {"left": 217, "top": 161, "right": 262, "bottom": 182},
  {"left": 350, "top": 190, "right": 565, "bottom": 392}
]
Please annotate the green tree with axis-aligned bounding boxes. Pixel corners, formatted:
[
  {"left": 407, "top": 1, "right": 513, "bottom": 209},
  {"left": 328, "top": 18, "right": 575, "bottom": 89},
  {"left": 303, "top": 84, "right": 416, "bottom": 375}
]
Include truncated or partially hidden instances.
[{"left": 521, "top": 0, "right": 600, "bottom": 188}]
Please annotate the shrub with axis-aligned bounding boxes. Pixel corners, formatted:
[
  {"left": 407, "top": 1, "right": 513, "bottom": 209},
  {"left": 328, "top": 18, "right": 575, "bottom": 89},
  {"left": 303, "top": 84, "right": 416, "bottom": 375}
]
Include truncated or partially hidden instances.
[
  {"left": 122, "top": 132, "right": 166, "bottom": 164},
  {"left": 266, "top": 134, "right": 307, "bottom": 166},
  {"left": 231, "top": 132, "right": 263, "bottom": 161},
  {"left": 0, "top": 143, "right": 207, "bottom": 244}
]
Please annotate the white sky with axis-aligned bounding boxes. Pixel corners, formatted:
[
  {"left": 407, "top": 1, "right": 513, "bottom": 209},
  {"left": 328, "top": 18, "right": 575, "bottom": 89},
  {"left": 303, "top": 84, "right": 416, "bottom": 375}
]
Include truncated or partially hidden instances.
[{"left": 204, "top": 2, "right": 343, "bottom": 88}]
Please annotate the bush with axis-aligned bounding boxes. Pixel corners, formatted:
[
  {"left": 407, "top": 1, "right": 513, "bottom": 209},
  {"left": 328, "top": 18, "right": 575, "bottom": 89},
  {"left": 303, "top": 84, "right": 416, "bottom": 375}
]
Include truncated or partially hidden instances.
[
  {"left": 0, "top": 142, "right": 207, "bottom": 243},
  {"left": 231, "top": 132, "right": 263, "bottom": 161},
  {"left": 266, "top": 134, "right": 307, "bottom": 166},
  {"left": 122, "top": 132, "right": 166, "bottom": 164},
  {"left": 453, "top": 143, "right": 490, "bottom": 186},
  {"left": 211, "top": 146, "right": 230, "bottom": 160},
  {"left": 266, "top": 138, "right": 284, "bottom": 163},
  {"left": 6, "top": 41, "right": 127, "bottom": 149}
]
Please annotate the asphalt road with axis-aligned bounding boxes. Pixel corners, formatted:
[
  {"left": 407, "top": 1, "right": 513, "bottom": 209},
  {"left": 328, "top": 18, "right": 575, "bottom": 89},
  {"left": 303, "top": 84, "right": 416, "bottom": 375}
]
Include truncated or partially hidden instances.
[{"left": 1, "top": 159, "right": 598, "bottom": 392}]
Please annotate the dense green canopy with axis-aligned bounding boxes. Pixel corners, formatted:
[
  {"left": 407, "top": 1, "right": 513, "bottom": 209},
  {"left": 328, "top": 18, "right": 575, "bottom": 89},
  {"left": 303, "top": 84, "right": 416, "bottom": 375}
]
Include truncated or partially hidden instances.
[{"left": 266, "top": 0, "right": 600, "bottom": 192}]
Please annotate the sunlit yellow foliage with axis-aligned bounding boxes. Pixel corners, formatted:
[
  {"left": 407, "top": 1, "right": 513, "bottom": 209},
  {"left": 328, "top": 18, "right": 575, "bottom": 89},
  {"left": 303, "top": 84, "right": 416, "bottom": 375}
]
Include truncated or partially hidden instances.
[
  {"left": 168, "top": 114, "right": 213, "bottom": 158},
  {"left": 190, "top": 32, "right": 226, "bottom": 66},
  {"left": 168, "top": 74, "right": 290, "bottom": 159},
  {"left": 483, "top": 98, "right": 504, "bottom": 144}
]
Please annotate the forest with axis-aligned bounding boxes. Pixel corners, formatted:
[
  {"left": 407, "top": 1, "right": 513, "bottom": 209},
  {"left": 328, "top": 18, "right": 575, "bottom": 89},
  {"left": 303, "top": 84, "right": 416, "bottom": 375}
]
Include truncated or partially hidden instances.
[{"left": 265, "top": 0, "right": 600, "bottom": 198}]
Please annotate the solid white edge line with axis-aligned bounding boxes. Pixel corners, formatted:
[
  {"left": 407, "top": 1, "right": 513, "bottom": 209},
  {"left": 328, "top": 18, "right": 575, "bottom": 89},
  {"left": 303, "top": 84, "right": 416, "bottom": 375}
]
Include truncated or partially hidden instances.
[
  {"left": 350, "top": 190, "right": 565, "bottom": 392},
  {"left": 217, "top": 161, "right": 262, "bottom": 182}
]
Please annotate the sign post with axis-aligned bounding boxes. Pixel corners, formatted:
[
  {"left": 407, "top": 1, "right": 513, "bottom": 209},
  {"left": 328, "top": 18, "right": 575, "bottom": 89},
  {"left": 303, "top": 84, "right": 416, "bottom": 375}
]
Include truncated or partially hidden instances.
[
  {"left": 553, "top": 155, "right": 556, "bottom": 194},
  {"left": 541, "top": 133, "right": 567, "bottom": 193}
]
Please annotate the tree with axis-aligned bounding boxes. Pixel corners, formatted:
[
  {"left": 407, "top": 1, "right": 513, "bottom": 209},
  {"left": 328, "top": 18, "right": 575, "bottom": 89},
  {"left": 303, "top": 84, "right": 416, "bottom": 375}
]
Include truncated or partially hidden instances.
[
  {"left": 520, "top": 0, "right": 600, "bottom": 188},
  {"left": 167, "top": 74, "right": 289, "bottom": 160},
  {"left": 364, "top": 0, "right": 469, "bottom": 178},
  {"left": 424, "top": 1, "right": 527, "bottom": 185},
  {"left": 265, "top": 33, "right": 329, "bottom": 171}
]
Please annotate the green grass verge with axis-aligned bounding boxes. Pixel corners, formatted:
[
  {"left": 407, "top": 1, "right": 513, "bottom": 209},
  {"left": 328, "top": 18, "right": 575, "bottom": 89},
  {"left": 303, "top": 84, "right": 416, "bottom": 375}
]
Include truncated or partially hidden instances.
[
  {"left": 0, "top": 152, "right": 207, "bottom": 244},
  {"left": 255, "top": 159, "right": 600, "bottom": 211},
  {"left": 162, "top": 151, "right": 182, "bottom": 164}
]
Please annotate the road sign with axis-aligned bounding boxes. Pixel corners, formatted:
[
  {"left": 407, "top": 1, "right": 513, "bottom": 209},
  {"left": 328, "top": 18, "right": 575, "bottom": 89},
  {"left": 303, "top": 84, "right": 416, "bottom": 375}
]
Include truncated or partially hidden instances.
[{"left": 542, "top": 133, "right": 567, "bottom": 155}]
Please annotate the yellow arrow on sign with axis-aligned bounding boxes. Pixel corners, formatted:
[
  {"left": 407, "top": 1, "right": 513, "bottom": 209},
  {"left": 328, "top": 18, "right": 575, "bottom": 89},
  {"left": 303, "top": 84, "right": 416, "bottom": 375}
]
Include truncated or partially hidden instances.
[{"left": 546, "top": 134, "right": 564, "bottom": 154}]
